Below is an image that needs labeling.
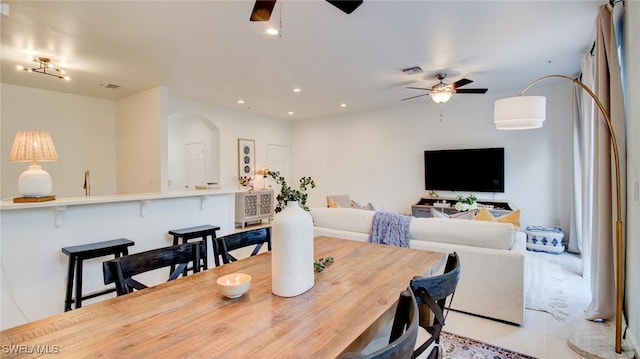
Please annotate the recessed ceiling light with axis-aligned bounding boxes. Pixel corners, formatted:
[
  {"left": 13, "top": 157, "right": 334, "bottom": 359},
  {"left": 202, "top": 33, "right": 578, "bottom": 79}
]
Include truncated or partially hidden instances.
[
  {"left": 292, "top": 88, "right": 301, "bottom": 93},
  {"left": 288, "top": 111, "right": 294, "bottom": 115},
  {"left": 340, "top": 103, "right": 347, "bottom": 108},
  {"left": 237, "top": 99, "right": 245, "bottom": 104},
  {"left": 266, "top": 28, "right": 279, "bottom": 36}
]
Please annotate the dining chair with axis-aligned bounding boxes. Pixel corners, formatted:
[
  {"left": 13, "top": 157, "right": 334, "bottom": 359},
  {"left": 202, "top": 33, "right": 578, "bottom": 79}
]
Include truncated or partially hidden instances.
[
  {"left": 216, "top": 227, "right": 271, "bottom": 265},
  {"left": 343, "top": 287, "right": 419, "bottom": 359},
  {"left": 409, "top": 252, "right": 460, "bottom": 359},
  {"left": 103, "top": 241, "right": 204, "bottom": 296}
]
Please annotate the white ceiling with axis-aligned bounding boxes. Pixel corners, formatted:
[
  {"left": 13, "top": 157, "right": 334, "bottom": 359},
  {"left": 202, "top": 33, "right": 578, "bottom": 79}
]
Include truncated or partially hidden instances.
[{"left": 0, "top": 0, "right": 602, "bottom": 121}]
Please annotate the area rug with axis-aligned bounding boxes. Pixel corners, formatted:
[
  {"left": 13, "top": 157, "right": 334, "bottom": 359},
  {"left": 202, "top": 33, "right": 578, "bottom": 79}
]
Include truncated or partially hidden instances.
[
  {"left": 440, "top": 331, "right": 538, "bottom": 359},
  {"left": 525, "top": 251, "right": 569, "bottom": 320}
]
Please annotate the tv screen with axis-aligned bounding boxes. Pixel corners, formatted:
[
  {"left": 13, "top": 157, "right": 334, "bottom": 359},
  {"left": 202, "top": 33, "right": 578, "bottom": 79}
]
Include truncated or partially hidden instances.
[{"left": 424, "top": 147, "right": 504, "bottom": 193}]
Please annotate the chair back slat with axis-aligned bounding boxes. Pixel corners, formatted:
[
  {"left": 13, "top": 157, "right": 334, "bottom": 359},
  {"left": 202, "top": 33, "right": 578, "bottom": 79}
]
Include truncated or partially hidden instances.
[
  {"left": 103, "top": 241, "right": 203, "bottom": 295},
  {"left": 410, "top": 252, "right": 460, "bottom": 301},
  {"left": 217, "top": 227, "right": 271, "bottom": 264}
]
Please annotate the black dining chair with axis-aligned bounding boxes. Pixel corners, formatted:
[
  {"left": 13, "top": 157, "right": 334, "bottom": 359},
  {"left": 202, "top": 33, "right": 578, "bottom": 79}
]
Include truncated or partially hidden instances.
[
  {"left": 103, "top": 241, "right": 204, "bottom": 296},
  {"left": 216, "top": 227, "right": 271, "bottom": 265},
  {"left": 409, "top": 252, "right": 461, "bottom": 359},
  {"left": 343, "top": 287, "right": 419, "bottom": 359}
]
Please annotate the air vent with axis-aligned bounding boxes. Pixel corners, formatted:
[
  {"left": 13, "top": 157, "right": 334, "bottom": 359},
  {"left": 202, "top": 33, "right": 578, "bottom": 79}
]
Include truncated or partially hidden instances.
[
  {"left": 100, "top": 83, "right": 121, "bottom": 89},
  {"left": 401, "top": 66, "right": 422, "bottom": 75}
]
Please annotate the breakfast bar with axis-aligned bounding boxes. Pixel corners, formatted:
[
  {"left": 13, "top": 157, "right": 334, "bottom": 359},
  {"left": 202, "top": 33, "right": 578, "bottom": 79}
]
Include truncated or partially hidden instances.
[
  {"left": 0, "top": 236, "right": 445, "bottom": 358},
  {"left": 0, "top": 190, "right": 240, "bottom": 330}
]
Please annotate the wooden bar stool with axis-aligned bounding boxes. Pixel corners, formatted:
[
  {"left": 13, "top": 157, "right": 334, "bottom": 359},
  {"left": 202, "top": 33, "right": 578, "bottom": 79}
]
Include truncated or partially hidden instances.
[
  {"left": 62, "top": 238, "right": 135, "bottom": 311},
  {"left": 168, "top": 224, "right": 221, "bottom": 271}
]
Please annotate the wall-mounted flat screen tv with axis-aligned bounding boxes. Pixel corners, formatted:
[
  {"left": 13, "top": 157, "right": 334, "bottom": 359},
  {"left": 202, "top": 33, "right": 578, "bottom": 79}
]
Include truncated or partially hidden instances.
[{"left": 424, "top": 147, "right": 504, "bottom": 193}]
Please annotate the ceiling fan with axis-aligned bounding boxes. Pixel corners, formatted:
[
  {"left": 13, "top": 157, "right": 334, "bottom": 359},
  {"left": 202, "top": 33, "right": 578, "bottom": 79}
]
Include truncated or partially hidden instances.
[
  {"left": 250, "top": 0, "right": 363, "bottom": 21},
  {"left": 402, "top": 73, "right": 488, "bottom": 104}
]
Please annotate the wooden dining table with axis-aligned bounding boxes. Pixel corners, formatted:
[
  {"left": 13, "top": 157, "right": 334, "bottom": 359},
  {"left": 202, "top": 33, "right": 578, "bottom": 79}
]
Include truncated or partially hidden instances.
[{"left": 1, "top": 235, "right": 444, "bottom": 358}]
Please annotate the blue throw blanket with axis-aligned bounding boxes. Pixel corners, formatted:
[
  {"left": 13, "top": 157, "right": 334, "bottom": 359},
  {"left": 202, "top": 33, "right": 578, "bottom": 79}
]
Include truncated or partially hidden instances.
[{"left": 368, "top": 212, "right": 412, "bottom": 248}]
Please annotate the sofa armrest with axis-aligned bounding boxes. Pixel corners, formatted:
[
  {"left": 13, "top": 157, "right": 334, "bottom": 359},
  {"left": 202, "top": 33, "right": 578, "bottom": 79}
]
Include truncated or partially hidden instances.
[{"left": 409, "top": 232, "right": 526, "bottom": 325}]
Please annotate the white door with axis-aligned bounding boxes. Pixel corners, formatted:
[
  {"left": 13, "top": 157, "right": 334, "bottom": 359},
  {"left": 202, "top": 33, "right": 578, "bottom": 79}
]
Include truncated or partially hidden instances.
[{"left": 185, "top": 141, "right": 205, "bottom": 186}]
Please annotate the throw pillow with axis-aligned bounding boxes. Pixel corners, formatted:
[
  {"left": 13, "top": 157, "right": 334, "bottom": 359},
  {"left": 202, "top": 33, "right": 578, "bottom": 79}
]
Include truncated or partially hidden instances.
[
  {"left": 474, "top": 208, "right": 521, "bottom": 230},
  {"left": 351, "top": 200, "right": 376, "bottom": 211},
  {"left": 497, "top": 209, "right": 521, "bottom": 230},
  {"left": 431, "top": 208, "right": 477, "bottom": 220},
  {"left": 451, "top": 210, "right": 478, "bottom": 220},
  {"left": 474, "top": 207, "right": 495, "bottom": 221},
  {"left": 431, "top": 208, "right": 450, "bottom": 218},
  {"left": 327, "top": 198, "right": 339, "bottom": 208},
  {"left": 351, "top": 200, "right": 363, "bottom": 209}
]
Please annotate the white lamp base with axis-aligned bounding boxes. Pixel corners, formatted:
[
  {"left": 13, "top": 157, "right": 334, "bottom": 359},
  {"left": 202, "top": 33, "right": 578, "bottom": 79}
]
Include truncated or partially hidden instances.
[
  {"left": 18, "top": 164, "right": 53, "bottom": 197},
  {"left": 568, "top": 329, "right": 634, "bottom": 359}
]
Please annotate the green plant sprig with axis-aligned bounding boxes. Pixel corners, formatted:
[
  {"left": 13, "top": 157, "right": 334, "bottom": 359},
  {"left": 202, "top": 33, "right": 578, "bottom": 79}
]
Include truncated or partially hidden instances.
[
  {"left": 268, "top": 170, "right": 316, "bottom": 213},
  {"left": 314, "top": 256, "right": 334, "bottom": 272}
]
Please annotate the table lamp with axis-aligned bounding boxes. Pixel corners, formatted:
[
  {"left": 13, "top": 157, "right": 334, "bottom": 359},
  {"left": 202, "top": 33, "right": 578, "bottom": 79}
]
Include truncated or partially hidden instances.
[
  {"left": 9, "top": 131, "right": 59, "bottom": 199},
  {"left": 256, "top": 166, "right": 269, "bottom": 190},
  {"left": 494, "top": 74, "right": 627, "bottom": 356}
]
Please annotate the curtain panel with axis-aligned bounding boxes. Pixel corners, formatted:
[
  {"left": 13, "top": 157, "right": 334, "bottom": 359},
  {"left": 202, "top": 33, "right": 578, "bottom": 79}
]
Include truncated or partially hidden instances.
[{"left": 583, "top": 2, "right": 626, "bottom": 322}]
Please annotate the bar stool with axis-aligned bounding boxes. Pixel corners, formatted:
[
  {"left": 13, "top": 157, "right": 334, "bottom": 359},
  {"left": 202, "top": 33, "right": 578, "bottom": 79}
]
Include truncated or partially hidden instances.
[
  {"left": 62, "top": 238, "right": 135, "bottom": 311},
  {"left": 168, "top": 224, "right": 221, "bottom": 271}
]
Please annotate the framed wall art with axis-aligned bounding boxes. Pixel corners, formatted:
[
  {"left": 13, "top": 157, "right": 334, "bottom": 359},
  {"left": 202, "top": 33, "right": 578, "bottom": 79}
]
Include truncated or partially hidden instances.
[{"left": 238, "top": 138, "right": 255, "bottom": 181}]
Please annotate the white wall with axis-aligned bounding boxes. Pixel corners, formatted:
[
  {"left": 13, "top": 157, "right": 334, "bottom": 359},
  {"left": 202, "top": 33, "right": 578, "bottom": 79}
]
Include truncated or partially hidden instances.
[
  {"left": 0, "top": 84, "right": 117, "bottom": 198},
  {"left": 0, "top": 85, "right": 292, "bottom": 198},
  {"left": 169, "top": 97, "right": 292, "bottom": 189},
  {"left": 116, "top": 86, "right": 168, "bottom": 194},
  {"left": 292, "top": 82, "right": 574, "bottom": 238}
]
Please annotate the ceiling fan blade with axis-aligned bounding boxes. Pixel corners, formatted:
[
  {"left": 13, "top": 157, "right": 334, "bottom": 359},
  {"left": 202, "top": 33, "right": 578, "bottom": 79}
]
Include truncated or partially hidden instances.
[
  {"left": 455, "top": 88, "right": 488, "bottom": 94},
  {"left": 401, "top": 94, "right": 430, "bottom": 101},
  {"left": 326, "top": 0, "right": 363, "bottom": 14},
  {"left": 250, "top": 0, "right": 277, "bottom": 21},
  {"left": 406, "top": 86, "right": 431, "bottom": 91},
  {"left": 451, "top": 78, "right": 473, "bottom": 89}
]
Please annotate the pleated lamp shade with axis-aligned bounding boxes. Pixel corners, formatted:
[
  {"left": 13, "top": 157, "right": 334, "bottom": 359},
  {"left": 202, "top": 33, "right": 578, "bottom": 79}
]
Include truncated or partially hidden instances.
[
  {"left": 10, "top": 131, "right": 59, "bottom": 163},
  {"left": 9, "top": 131, "right": 58, "bottom": 197}
]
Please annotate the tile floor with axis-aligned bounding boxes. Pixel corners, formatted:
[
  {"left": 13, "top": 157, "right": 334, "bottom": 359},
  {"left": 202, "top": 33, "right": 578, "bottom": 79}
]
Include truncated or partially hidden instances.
[{"left": 444, "top": 252, "right": 615, "bottom": 359}]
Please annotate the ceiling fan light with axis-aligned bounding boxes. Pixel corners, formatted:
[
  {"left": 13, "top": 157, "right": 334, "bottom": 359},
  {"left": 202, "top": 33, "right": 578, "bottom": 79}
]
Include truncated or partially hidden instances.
[{"left": 430, "top": 90, "right": 453, "bottom": 104}]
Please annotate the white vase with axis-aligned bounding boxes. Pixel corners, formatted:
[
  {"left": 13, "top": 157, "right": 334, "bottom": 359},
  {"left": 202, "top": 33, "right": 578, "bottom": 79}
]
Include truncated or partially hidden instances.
[{"left": 271, "top": 201, "right": 315, "bottom": 297}]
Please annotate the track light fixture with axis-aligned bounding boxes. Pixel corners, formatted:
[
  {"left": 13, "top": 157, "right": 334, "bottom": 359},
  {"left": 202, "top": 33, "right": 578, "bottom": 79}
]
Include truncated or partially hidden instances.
[{"left": 17, "top": 57, "right": 70, "bottom": 81}]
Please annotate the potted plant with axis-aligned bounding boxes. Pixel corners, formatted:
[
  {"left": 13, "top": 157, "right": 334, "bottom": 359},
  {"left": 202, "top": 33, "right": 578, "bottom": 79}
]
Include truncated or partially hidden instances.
[
  {"left": 268, "top": 170, "right": 316, "bottom": 213},
  {"left": 455, "top": 194, "right": 478, "bottom": 212}
]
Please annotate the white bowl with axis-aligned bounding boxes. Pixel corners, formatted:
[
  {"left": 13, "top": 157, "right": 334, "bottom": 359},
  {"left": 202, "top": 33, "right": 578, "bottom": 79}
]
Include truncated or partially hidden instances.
[{"left": 217, "top": 273, "right": 252, "bottom": 298}]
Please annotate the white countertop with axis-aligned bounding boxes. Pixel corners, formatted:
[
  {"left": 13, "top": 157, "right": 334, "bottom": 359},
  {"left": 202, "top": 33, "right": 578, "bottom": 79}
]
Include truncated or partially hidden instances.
[{"left": 0, "top": 189, "right": 244, "bottom": 211}]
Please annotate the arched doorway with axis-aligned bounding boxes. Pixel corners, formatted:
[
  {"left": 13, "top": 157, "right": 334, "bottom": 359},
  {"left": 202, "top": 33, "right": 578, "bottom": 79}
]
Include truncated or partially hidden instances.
[{"left": 167, "top": 113, "right": 220, "bottom": 190}]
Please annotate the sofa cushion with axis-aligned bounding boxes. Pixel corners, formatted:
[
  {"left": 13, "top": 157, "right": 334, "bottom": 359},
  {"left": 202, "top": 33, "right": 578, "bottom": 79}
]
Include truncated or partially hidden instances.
[
  {"left": 410, "top": 217, "right": 515, "bottom": 250},
  {"left": 310, "top": 207, "right": 375, "bottom": 234}
]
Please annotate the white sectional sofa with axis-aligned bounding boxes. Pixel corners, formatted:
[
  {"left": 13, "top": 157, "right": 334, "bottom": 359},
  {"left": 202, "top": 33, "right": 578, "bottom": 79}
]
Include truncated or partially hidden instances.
[{"left": 310, "top": 207, "right": 527, "bottom": 325}]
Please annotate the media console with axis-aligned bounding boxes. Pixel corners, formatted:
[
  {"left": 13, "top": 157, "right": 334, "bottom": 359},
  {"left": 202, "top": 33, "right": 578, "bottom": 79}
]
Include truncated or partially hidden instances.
[{"left": 411, "top": 196, "right": 514, "bottom": 218}]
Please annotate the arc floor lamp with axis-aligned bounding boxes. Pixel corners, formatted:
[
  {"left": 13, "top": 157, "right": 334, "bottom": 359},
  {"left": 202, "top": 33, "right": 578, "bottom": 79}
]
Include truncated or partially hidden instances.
[{"left": 494, "top": 74, "right": 627, "bottom": 356}]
